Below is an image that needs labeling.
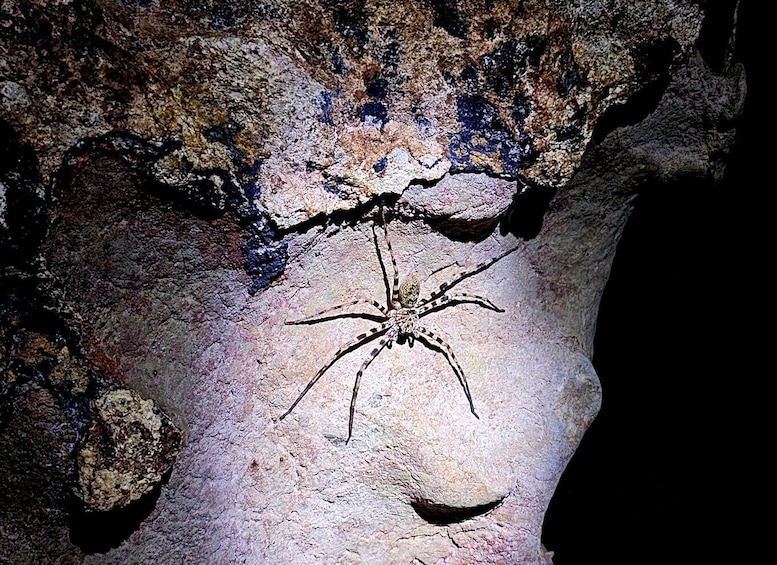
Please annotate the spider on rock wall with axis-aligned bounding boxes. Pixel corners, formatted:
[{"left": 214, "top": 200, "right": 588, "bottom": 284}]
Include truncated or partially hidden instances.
[{"left": 281, "top": 207, "right": 520, "bottom": 443}]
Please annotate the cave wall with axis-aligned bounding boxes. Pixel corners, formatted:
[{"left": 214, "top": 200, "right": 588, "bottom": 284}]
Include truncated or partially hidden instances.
[{"left": 0, "top": 1, "right": 745, "bottom": 563}]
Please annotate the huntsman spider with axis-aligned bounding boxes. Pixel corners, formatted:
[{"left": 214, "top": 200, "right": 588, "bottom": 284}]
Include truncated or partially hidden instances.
[{"left": 281, "top": 208, "right": 519, "bottom": 443}]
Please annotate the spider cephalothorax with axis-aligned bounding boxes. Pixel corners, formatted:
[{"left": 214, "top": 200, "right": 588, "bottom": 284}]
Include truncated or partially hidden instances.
[{"left": 281, "top": 207, "right": 519, "bottom": 442}]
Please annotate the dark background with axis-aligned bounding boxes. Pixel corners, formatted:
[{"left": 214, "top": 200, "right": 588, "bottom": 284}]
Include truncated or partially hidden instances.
[{"left": 542, "top": 2, "right": 765, "bottom": 563}]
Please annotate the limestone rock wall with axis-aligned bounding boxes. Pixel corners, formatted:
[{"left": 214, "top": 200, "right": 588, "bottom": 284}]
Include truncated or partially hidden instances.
[{"left": 0, "top": 1, "right": 744, "bottom": 563}]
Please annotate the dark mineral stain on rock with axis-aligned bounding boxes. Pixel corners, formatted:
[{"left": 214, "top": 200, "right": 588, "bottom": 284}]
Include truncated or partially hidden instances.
[
  {"left": 554, "top": 124, "right": 583, "bottom": 143},
  {"left": 203, "top": 120, "right": 245, "bottom": 166},
  {"left": 243, "top": 217, "right": 288, "bottom": 294},
  {"left": 557, "top": 65, "right": 579, "bottom": 98},
  {"left": 482, "top": 39, "right": 524, "bottom": 97},
  {"left": 522, "top": 34, "right": 547, "bottom": 68},
  {"left": 373, "top": 156, "right": 388, "bottom": 173},
  {"left": 449, "top": 94, "right": 536, "bottom": 176},
  {"left": 209, "top": 3, "right": 238, "bottom": 29},
  {"left": 428, "top": 0, "right": 467, "bottom": 39},
  {"left": 380, "top": 40, "right": 402, "bottom": 74},
  {"left": 322, "top": 176, "right": 353, "bottom": 201},
  {"left": 314, "top": 91, "right": 335, "bottom": 125},
  {"left": 365, "top": 76, "right": 389, "bottom": 100},
  {"left": 332, "top": 1, "right": 369, "bottom": 55},
  {"left": 459, "top": 64, "right": 481, "bottom": 92},
  {"left": 457, "top": 95, "right": 499, "bottom": 137},
  {"left": 55, "top": 135, "right": 287, "bottom": 294},
  {"left": 358, "top": 101, "right": 389, "bottom": 129},
  {"left": 511, "top": 94, "right": 532, "bottom": 126},
  {"left": 323, "top": 177, "right": 343, "bottom": 197}
]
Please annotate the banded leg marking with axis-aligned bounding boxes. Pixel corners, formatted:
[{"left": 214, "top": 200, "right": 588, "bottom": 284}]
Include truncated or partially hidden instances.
[
  {"left": 347, "top": 337, "right": 391, "bottom": 443},
  {"left": 280, "top": 321, "right": 391, "bottom": 421},
  {"left": 381, "top": 207, "right": 400, "bottom": 307},
  {"left": 415, "top": 326, "right": 479, "bottom": 419},
  {"left": 428, "top": 244, "right": 521, "bottom": 301},
  {"left": 286, "top": 298, "right": 388, "bottom": 324},
  {"left": 417, "top": 293, "right": 503, "bottom": 317}
]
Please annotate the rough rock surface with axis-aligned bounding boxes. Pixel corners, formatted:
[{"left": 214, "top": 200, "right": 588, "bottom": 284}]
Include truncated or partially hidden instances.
[
  {"left": 2, "top": 0, "right": 705, "bottom": 230},
  {"left": 0, "top": 268, "right": 183, "bottom": 562},
  {"left": 0, "top": 1, "right": 745, "bottom": 563},
  {"left": 77, "top": 388, "right": 183, "bottom": 512}
]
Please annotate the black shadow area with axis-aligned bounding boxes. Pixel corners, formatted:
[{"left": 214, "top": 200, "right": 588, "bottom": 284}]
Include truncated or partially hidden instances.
[
  {"left": 68, "top": 475, "right": 167, "bottom": 554},
  {"left": 412, "top": 498, "right": 503, "bottom": 525},
  {"left": 541, "top": 4, "right": 765, "bottom": 561}
]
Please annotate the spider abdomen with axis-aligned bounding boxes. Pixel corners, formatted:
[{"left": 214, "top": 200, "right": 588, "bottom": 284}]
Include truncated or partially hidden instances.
[{"left": 398, "top": 273, "right": 420, "bottom": 307}]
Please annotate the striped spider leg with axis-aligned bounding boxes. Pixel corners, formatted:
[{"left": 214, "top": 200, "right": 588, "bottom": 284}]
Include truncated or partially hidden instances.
[{"left": 281, "top": 208, "right": 519, "bottom": 443}]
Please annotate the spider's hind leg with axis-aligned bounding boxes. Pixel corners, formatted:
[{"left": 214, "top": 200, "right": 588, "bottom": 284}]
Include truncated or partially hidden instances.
[
  {"left": 415, "top": 326, "right": 479, "bottom": 419},
  {"left": 347, "top": 336, "right": 391, "bottom": 443}
]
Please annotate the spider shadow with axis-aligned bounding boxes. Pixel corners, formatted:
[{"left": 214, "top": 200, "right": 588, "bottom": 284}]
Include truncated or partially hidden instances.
[
  {"left": 372, "top": 221, "right": 394, "bottom": 307},
  {"left": 289, "top": 311, "right": 386, "bottom": 325}
]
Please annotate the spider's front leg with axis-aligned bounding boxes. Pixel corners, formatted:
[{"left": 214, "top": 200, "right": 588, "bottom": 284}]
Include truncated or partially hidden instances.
[
  {"left": 380, "top": 207, "right": 401, "bottom": 307},
  {"left": 426, "top": 243, "right": 521, "bottom": 301},
  {"left": 416, "top": 292, "right": 503, "bottom": 317}
]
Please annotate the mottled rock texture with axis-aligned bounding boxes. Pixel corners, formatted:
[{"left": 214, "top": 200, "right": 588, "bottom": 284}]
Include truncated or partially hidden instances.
[
  {"left": 0, "top": 268, "right": 182, "bottom": 562},
  {"left": 0, "top": 1, "right": 745, "bottom": 563},
  {"left": 77, "top": 388, "right": 183, "bottom": 512}
]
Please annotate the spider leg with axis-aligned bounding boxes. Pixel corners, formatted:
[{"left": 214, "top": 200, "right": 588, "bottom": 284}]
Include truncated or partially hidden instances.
[
  {"left": 280, "top": 321, "right": 391, "bottom": 422},
  {"left": 414, "top": 326, "right": 479, "bottom": 419},
  {"left": 286, "top": 298, "right": 388, "bottom": 324},
  {"left": 347, "top": 336, "right": 392, "bottom": 443},
  {"left": 416, "top": 292, "right": 503, "bottom": 317},
  {"left": 381, "top": 207, "right": 400, "bottom": 307},
  {"left": 422, "top": 243, "right": 521, "bottom": 303}
]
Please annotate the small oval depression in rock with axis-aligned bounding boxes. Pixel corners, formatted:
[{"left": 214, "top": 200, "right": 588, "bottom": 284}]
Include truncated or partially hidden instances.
[{"left": 411, "top": 497, "right": 504, "bottom": 525}]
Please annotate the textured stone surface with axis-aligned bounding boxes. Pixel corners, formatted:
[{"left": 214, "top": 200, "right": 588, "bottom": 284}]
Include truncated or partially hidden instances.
[
  {"left": 1, "top": 0, "right": 704, "bottom": 229},
  {"left": 400, "top": 172, "right": 517, "bottom": 237},
  {"left": 0, "top": 1, "right": 746, "bottom": 563},
  {"left": 0, "top": 266, "right": 183, "bottom": 562},
  {"left": 77, "top": 388, "right": 183, "bottom": 512},
  {"left": 0, "top": 382, "right": 81, "bottom": 564}
]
